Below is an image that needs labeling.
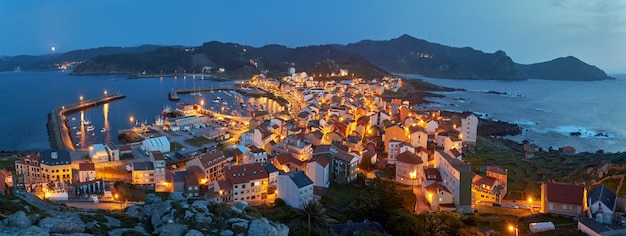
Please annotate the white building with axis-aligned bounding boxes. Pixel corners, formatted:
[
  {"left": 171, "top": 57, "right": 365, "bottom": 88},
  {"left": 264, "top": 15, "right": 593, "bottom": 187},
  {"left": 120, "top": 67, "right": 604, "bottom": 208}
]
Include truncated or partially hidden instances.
[
  {"left": 433, "top": 150, "right": 473, "bottom": 213},
  {"left": 78, "top": 163, "right": 96, "bottom": 183},
  {"left": 461, "top": 114, "right": 478, "bottom": 144},
  {"left": 142, "top": 136, "right": 170, "bottom": 153},
  {"left": 409, "top": 126, "right": 428, "bottom": 149},
  {"left": 277, "top": 171, "right": 314, "bottom": 209},
  {"left": 240, "top": 129, "right": 262, "bottom": 148},
  {"left": 305, "top": 155, "right": 330, "bottom": 188},
  {"left": 150, "top": 151, "right": 167, "bottom": 192},
  {"left": 132, "top": 161, "right": 155, "bottom": 186},
  {"left": 89, "top": 144, "right": 109, "bottom": 163}
]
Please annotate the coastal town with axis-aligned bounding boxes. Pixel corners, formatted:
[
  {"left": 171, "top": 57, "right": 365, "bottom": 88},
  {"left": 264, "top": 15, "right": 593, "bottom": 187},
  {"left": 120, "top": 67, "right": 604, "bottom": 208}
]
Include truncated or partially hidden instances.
[{"left": 1, "top": 68, "right": 625, "bottom": 236}]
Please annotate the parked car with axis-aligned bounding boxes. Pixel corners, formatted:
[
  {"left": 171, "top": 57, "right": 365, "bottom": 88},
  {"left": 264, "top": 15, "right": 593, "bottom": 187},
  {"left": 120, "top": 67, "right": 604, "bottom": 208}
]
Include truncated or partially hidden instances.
[
  {"left": 508, "top": 204, "right": 519, "bottom": 209},
  {"left": 492, "top": 202, "right": 502, "bottom": 207}
]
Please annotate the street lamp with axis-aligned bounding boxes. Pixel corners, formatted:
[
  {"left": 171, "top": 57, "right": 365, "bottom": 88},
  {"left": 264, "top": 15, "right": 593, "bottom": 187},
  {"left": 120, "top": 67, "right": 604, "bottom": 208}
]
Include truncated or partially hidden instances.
[
  {"left": 115, "top": 194, "right": 122, "bottom": 210},
  {"left": 129, "top": 116, "right": 134, "bottom": 129},
  {"left": 104, "top": 90, "right": 108, "bottom": 97},
  {"left": 508, "top": 224, "right": 519, "bottom": 236},
  {"left": 80, "top": 96, "right": 83, "bottom": 104},
  {"left": 528, "top": 197, "right": 534, "bottom": 213}
]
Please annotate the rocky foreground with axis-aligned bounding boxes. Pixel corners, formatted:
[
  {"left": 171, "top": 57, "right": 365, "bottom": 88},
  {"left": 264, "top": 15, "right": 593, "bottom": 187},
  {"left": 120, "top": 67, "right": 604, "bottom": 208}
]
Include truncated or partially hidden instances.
[{"left": 0, "top": 192, "right": 288, "bottom": 236}]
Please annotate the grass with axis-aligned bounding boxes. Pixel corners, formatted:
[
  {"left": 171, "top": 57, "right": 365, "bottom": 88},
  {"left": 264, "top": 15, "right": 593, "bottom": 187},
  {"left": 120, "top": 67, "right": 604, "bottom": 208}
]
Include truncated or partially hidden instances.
[
  {"left": 320, "top": 183, "right": 363, "bottom": 221},
  {"left": 184, "top": 137, "right": 212, "bottom": 147},
  {"left": 170, "top": 142, "right": 185, "bottom": 151},
  {"left": 467, "top": 136, "right": 626, "bottom": 199},
  {"left": 0, "top": 156, "right": 17, "bottom": 171}
]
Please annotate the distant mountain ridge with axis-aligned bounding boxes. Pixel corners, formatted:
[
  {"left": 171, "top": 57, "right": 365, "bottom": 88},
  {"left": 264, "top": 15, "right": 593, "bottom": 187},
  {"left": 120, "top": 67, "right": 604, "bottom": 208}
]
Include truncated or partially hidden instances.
[
  {"left": 516, "top": 56, "right": 615, "bottom": 81},
  {"left": 0, "top": 35, "right": 614, "bottom": 81}
]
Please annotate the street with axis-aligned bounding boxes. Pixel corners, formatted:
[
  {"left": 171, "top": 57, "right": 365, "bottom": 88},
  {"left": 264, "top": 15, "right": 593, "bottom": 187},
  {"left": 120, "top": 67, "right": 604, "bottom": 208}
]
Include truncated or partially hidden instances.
[{"left": 64, "top": 201, "right": 135, "bottom": 211}]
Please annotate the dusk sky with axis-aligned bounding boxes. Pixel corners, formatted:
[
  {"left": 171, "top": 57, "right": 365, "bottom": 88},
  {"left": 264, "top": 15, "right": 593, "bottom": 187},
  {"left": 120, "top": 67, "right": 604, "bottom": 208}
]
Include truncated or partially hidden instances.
[{"left": 1, "top": 0, "right": 625, "bottom": 73}]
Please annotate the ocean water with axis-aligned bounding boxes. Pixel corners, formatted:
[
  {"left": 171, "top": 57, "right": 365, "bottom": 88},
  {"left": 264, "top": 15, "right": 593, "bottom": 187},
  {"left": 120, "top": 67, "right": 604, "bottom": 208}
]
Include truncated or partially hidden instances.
[
  {"left": 403, "top": 74, "right": 626, "bottom": 153},
  {"left": 0, "top": 71, "right": 241, "bottom": 151}
]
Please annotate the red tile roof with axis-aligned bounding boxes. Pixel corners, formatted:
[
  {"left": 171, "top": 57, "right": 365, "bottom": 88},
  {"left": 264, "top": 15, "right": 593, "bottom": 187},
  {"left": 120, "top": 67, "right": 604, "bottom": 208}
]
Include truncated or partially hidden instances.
[
  {"left": 425, "top": 182, "right": 450, "bottom": 193},
  {"left": 217, "top": 179, "right": 233, "bottom": 190},
  {"left": 225, "top": 163, "right": 269, "bottom": 185},
  {"left": 187, "top": 166, "right": 204, "bottom": 175},
  {"left": 185, "top": 174, "right": 200, "bottom": 187},
  {"left": 396, "top": 151, "right": 422, "bottom": 165},
  {"left": 545, "top": 182, "right": 585, "bottom": 205},
  {"left": 79, "top": 162, "right": 95, "bottom": 171},
  {"left": 151, "top": 151, "right": 165, "bottom": 161},
  {"left": 472, "top": 176, "right": 497, "bottom": 187},
  {"left": 308, "top": 155, "right": 330, "bottom": 168},
  {"left": 424, "top": 168, "right": 442, "bottom": 182},
  {"left": 487, "top": 166, "right": 506, "bottom": 175}
]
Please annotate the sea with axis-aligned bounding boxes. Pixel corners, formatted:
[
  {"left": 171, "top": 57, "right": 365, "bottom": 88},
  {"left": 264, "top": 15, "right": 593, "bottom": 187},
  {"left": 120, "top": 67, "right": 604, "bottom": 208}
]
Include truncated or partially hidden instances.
[
  {"left": 402, "top": 74, "right": 626, "bottom": 153},
  {"left": 0, "top": 71, "right": 283, "bottom": 151}
]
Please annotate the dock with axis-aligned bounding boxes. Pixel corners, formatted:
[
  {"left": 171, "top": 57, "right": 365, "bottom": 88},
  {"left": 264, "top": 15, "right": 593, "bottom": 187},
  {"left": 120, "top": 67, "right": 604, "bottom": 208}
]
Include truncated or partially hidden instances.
[
  {"left": 47, "top": 93, "right": 126, "bottom": 151},
  {"left": 167, "top": 87, "right": 242, "bottom": 101}
]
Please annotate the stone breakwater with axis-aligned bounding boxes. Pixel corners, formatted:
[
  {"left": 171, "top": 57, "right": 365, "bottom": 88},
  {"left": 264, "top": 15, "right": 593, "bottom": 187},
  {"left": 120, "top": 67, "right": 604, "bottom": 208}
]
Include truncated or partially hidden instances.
[{"left": 46, "top": 93, "right": 125, "bottom": 151}]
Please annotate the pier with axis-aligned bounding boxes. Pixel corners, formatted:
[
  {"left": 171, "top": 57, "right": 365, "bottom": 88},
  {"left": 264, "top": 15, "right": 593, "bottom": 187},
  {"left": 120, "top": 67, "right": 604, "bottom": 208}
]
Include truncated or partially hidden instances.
[
  {"left": 167, "top": 86, "right": 253, "bottom": 101},
  {"left": 47, "top": 93, "right": 126, "bottom": 151}
]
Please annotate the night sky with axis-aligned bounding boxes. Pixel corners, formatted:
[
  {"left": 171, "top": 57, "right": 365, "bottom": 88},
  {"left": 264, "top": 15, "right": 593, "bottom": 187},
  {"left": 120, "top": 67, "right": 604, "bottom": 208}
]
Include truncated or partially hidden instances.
[{"left": 1, "top": 0, "right": 624, "bottom": 73}]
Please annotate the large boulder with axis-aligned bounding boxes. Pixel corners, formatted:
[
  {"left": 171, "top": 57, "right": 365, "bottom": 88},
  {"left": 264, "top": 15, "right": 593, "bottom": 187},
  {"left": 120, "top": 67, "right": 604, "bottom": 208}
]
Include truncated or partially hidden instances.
[
  {"left": 7, "top": 211, "right": 31, "bottom": 228},
  {"left": 247, "top": 219, "right": 288, "bottom": 236},
  {"left": 168, "top": 192, "right": 187, "bottom": 203},
  {"left": 184, "top": 229, "right": 204, "bottom": 236},
  {"left": 235, "top": 202, "right": 248, "bottom": 212},
  {"left": 194, "top": 212, "right": 213, "bottom": 224},
  {"left": 38, "top": 217, "right": 85, "bottom": 234},
  {"left": 108, "top": 226, "right": 149, "bottom": 236},
  {"left": 270, "top": 221, "right": 290, "bottom": 236},
  {"left": 148, "top": 200, "right": 173, "bottom": 228},
  {"left": 21, "top": 225, "right": 50, "bottom": 236},
  {"left": 191, "top": 200, "right": 208, "bottom": 213},
  {"left": 226, "top": 218, "right": 248, "bottom": 224},
  {"left": 219, "top": 229, "right": 234, "bottom": 236},
  {"left": 154, "top": 223, "right": 188, "bottom": 236},
  {"left": 144, "top": 193, "right": 161, "bottom": 204},
  {"left": 125, "top": 205, "right": 143, "bottom": 219}
]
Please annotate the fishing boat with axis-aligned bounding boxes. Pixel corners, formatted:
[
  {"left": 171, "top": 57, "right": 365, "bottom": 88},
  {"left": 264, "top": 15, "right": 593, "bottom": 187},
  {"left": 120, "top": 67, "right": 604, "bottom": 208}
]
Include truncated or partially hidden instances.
[
  {"left": 71, "top": 117, "right": 76, "bottom": 121},
  {"left": 87, "top": 125, "right": 95, "bottom": 132},
  {"left": 100, "top": 128, "right": 107, "bottom": 133},
  {"left": 76, "top": 131, "right": 82, "bottom": 135},
  {"left": 82, "top": 119, "right": 92, "bottom": 126}
]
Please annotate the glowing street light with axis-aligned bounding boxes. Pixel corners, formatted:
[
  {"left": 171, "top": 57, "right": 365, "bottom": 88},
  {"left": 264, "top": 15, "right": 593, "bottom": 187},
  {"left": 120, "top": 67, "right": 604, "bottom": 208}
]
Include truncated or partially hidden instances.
[
  {"left": 508, "top": 224, "right": 518, "bottom": 236},
  {"left": 129, "top": 116, "right": 134, "bottom": 129},
  {"left": 104, "top": 90, "right": 108, "bottom": 97},
  {"left": 528, "top": 197, "right": 534, "bottom": 213}
]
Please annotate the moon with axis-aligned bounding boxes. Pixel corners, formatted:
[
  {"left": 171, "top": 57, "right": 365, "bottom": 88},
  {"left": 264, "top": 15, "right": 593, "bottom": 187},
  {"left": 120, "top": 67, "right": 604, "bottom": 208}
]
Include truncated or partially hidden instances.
[{"left": 51, "top": 46, "right": 56, "bottom": 52}]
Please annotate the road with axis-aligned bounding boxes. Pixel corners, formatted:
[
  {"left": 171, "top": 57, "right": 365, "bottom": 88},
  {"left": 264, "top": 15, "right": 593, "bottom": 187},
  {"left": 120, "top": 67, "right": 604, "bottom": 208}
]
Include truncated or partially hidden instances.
[
  {"left": 413, "top": 185, "right": 431, "bottom": 213},
  {"left": 64, "top": 201, "right": 135, "bottom": 211}
]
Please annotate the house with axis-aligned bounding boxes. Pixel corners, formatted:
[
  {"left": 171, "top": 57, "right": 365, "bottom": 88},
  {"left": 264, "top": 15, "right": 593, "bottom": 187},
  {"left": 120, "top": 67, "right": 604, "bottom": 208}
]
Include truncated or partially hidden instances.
[
  {"left": 224, "top": 163, "right": 269, "bottom": 204},
  {"left": 277, "top": 171, "right": 314, "bottom": 209},
  {"left": 260, "top": 162, "right": 280, "bottom": 189},
  {"left": 383, "top": 125, "right": 407, "bottom": 152},
  {"left": 272, "top": 133, "right": 313, "bottom": 161},
  {"left": 540, "top": 182, "right": 586, "bottom": 216},
  {"left": 587, "top": 184, "right": 617, "bottom": 224},
  {"left": 0, "top": 169, "right": 13, "bottom": 195},
  {"left": 409, "top": 125, "right": 428, "bottom": 149},
  {"left": 106, "top": 143, "right": 120, "bottom": 161},
  {"left": 244, "top": 145, "right": 268, "bottom": 164},
  {"left": 395, "top": 151, "right": 424, "bottom": 186},
  {"left": 461, "top": 114, "right": 478, "bottom": 145},
  {"left": 185, "top": 150, "right": 229, "bottom": 186},
  {"left": 240, "top": 129, "right": 263, "bottom": 148},
  {"left": 40, "top": 150, "right": 73, "bottom": 184},
  {"left": 387, "top": 140, "right": 411, "bottom": 165},
  {"left": 305, "top": 155, "right": 330, "bottom": 188},
  {"left": 185, "top": 175, "right": 201, "bottom": 197},
  {"left": 89, "top": 144, "right": 110, "bottom": 163},
  {"left": 142, "top": 136, "right": 170, "bottom": 153},
  {"left": 332, "top": 148, "right": 359, "bottom": 185},
  {"left": 425, "top": 182, "right": 455, "bottom": 211},
  {"left": 132, "top": 161, "right": 155, "bottom": 186},
  {"left": 150, "top": 151, "right": 167, "bottom": 192},
  {"left": 272, "top": 153, "right": 305, "bottom": 173},
  {"left": 425, "top": 120, "right": 439, "bottom": 134},
  {"left": 523, "top": 143, "right": 541, "bottom": 159},
  {"left": 559, "top": 146, "right": 576, "bottom": 156},
  {"left": 78, "top": 163, "right": 96, "bottom": 183},
  {"left": 443, "top": 136, "right": 463, "bottom": 153},
  {"left": 14, "top": 153, "right": 42, "bottom": 185},
  {"left": 433, "top": 150, "right": 474, "bottom": 213},
  {"left": 423, "top": 168, "right": 442, "bottom": 188}
]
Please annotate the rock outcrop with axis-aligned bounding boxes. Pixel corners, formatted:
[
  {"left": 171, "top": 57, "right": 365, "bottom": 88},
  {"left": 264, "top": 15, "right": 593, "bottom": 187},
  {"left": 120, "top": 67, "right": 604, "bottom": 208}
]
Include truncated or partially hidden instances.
[{"left": 126, "top": 192, "right": 289, "bottom": 236}]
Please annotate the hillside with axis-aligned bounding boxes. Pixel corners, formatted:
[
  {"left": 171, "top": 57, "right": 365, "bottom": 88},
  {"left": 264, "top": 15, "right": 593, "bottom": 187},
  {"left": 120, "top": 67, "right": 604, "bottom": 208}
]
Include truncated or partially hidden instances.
[
  {"left": 71, "top": 41, "right": 391, "bottom": 80},
  {"left": 516, "top": 56, "right": 615, "bottom": 81},
  {"left": 0, "top": 45, "right": 162, "bottom": 72},
  {"left": 338, "top": 34, "right": 526, "bottom": 80}
]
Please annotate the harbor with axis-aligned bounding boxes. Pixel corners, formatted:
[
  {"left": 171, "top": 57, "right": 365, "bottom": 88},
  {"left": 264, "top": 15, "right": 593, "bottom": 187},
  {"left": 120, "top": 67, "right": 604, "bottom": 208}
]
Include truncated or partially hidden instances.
[{"left": 47, "top": 93, "right": 125, "bottom": 151}]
